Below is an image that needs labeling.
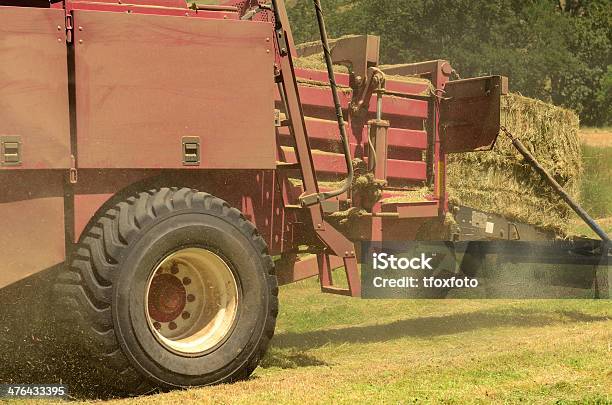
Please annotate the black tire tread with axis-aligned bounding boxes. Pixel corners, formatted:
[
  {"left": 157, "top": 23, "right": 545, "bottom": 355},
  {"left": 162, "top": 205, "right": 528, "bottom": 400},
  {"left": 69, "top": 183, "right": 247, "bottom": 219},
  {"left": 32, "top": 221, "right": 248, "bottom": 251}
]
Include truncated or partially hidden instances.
[{"left": 54, "top": 187, "right": 278, "bottom": 395}]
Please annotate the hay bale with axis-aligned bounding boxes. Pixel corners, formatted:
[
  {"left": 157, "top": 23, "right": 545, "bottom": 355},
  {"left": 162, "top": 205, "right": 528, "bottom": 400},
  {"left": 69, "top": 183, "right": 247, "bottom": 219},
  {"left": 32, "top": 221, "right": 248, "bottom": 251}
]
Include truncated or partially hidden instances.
[
  {"left": 293, "top": 51, "right": 350, "bottom": 74},
  {"left": 447, "top": 93, "right": 582, "bottom": 235}
]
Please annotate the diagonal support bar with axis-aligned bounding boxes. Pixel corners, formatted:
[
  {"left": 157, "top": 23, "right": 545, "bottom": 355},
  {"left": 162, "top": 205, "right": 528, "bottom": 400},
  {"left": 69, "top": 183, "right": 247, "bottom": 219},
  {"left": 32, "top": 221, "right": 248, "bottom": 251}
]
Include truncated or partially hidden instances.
[
  {"left": 272, "top": 0, "right": 361, "bottom": 296},
  {"left": 501, "top": 126, "right": 610, "bottom": 244}
]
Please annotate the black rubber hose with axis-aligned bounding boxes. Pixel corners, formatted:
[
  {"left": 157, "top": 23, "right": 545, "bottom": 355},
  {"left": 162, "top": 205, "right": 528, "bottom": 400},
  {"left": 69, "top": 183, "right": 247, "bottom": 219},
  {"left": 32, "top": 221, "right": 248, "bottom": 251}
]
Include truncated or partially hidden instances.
[{"left": 311, "top": 0, "right": 354, "bottom": 201}]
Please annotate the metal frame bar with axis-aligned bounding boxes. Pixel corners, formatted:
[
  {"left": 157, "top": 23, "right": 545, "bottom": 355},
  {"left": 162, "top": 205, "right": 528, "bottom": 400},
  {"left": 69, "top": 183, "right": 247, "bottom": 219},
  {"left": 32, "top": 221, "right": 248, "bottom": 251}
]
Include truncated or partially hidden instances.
[{"left": 272, "top": 0, "right": 360, "bottom": 296}]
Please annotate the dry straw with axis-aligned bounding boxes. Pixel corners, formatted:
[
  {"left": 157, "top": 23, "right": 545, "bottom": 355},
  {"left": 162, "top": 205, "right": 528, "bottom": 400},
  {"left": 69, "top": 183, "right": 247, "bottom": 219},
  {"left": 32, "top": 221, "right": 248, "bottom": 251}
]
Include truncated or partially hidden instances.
[{"left": 448, "top": 94, "right": 582, "bottom": 235}]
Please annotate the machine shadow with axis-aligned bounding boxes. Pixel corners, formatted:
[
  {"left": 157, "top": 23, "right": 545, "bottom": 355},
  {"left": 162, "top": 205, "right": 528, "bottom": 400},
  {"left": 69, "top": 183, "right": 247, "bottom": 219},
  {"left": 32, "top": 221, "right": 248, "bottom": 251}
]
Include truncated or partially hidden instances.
[
  {"left": 260, "top": 350, "right": 329, "bottom": 369},
  {"left": 271, "top": 307, "right": 610, "bottom": 351}
]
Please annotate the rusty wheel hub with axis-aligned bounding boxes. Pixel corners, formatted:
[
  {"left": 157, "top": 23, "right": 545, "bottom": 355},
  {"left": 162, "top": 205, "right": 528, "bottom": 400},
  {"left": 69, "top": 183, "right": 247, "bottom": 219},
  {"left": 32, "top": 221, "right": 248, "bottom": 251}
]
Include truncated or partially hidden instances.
[{"left": 148, "top": 273, "right": 187, "bottom": 324}]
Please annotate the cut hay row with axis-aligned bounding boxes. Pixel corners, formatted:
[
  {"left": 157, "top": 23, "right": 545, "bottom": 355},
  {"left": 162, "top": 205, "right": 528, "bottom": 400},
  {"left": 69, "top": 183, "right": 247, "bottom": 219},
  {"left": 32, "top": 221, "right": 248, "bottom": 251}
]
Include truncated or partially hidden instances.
[{"left": 447, "top": 94, "right": 582, "bottom": 235}]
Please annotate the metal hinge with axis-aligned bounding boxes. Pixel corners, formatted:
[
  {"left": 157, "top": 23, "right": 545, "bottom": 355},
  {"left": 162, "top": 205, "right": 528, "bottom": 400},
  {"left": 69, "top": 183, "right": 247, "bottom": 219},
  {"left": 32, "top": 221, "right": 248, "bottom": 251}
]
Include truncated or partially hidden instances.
[{"left": 65, "top": 14, "right": 73, "bottom": 43}]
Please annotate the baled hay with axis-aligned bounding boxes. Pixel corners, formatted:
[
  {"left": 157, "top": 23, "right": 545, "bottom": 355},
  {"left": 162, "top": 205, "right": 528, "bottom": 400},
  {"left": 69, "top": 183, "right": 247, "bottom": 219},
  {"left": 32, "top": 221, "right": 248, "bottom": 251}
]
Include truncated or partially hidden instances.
[{"left": 448, "top": 93, "right": 582, "bottom": 235}]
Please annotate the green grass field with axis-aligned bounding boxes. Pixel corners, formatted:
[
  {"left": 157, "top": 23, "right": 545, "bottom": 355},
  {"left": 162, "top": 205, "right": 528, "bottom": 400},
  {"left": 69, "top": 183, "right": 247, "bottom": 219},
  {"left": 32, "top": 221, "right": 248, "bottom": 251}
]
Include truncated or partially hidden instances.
[
  {"left": 90, "top": 281, "right": 611, "bottom": 405},
  {"left": 5, "top": 282, "right": 611, "bottom": 405},
  {"left": 569, "top": 129, "right": 612, "bottom": 237}
]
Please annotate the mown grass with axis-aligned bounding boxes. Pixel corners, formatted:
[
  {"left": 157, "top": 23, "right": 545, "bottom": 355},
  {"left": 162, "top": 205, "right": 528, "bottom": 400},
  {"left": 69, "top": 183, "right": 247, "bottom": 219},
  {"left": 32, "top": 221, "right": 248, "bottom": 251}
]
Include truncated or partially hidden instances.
[
  {"left": 580, "top": 144, "right": 612, "bottom": 219},
  {"left": 6, "top": 277, "right": 610, "bottom": 405},
  {"left": 569, "top": 130, "right": 612, "bottom": 237},
  {"left": 93, "top": 281, "right": 610, "bottom": 405}
]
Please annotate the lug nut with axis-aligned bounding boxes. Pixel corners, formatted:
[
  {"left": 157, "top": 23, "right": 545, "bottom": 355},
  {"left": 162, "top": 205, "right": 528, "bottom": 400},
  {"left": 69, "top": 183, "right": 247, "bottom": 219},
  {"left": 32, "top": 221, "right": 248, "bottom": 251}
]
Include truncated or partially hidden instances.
[
  {"left": 182, "top": 277, "right": 191, "bottom": 285},
  {"left": 170, "top": 263, "right": 179, "bottom": 274},
  {"left": 182, "top": 312, "right": 190, "bottom": 320},
  {"left": 153, "top": 322, "right": 161, "bottom": 330},
  {"left": 187, "top": 294, "right": 196, "bottom": 302},
  {"left": 169, "top": 322, "right": 177, "bottom": 330}
]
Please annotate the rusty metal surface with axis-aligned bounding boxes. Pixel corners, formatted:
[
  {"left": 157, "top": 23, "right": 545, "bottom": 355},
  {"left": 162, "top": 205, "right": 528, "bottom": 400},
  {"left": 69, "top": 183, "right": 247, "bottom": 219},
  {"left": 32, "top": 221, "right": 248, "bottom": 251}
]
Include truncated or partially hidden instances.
[
  {"left": 0, "top": 7, "right": 70, "bottom": 170},
  {"left": 66, "top": 1, "right": 239, "bottom": 19},
  {"left": 73, "top": 10, "right": 275, "bottom": 169},
  {"left": 441, "top": 75, "right": 508, "bottom": 153}
]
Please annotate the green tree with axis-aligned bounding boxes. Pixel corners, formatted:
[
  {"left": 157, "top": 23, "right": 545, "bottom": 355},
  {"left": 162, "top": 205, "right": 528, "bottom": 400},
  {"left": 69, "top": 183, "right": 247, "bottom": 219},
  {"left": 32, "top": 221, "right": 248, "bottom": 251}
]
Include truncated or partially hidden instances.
[{"left": 287, "top": 0, "right": 611, "bottom": 126}]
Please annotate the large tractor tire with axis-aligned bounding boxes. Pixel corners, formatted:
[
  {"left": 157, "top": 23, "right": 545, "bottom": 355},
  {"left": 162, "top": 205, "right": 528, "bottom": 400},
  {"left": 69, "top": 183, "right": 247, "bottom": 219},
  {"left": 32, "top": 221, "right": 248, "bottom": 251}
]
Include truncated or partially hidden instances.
[{"left": 54, "top": 188, "right": 278, "bottom": 394}]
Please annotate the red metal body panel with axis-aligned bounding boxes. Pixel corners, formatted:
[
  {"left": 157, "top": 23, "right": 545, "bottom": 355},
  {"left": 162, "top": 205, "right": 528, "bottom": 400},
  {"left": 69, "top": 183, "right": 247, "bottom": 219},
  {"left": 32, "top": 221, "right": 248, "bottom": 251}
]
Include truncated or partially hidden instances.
[
  {"left": 71, "top": 169, "right": 298, "bottom": 256},
  {"left": 66, "top": 1, "right": 239, "bottom": 19},
  {"left": 383, "top": 201, "right": 439, "bottom": 219},
  {"left": 0, "top": 197, "right": 65, "bottom": 288},
  {"left": 297, "top": 86, "right": 429, "bottom": 119},
  {"left": 280, "top": 146, "right": 427, "bottom": 181},
  {"left": 276, "top": 68, "right": 433, "bottom": 195},
  {"left": 73, "top": 10, "right": 275, "bottom": 170},
  {"left": 388, "top": 128, "right": 428, "bottom": 150},
  {"left": 73, "top": 169, "right": 162, "bottom": 240},
  {"left": 278, "top": 120, "right": 428, "bottom": 163},
  {"left": 70, "top": 0, "right": 188, "bottom": 7},
  {"left": 382, "top": 61, "right": 453, "bottom": 210},
  {"left": 0, "top": 7, "right": 70, "bottom": 170},
  {"left": 0, "top": 172, "right": 65, "bottom": 289}
]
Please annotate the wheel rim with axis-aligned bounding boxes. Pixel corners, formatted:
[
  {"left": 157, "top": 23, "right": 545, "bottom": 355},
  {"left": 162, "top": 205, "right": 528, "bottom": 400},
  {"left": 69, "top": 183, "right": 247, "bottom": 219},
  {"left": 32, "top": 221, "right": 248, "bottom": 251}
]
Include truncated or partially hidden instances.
[{"left": 145, "top": 247, "right": 239, "bottom": 356}]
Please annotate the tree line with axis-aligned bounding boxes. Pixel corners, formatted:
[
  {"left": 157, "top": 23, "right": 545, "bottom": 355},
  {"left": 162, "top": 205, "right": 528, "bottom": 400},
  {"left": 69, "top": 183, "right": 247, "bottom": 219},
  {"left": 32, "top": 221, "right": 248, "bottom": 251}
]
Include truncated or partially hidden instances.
[{"left": 287, "top": 0, "right": 611, "bottom": 126}]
